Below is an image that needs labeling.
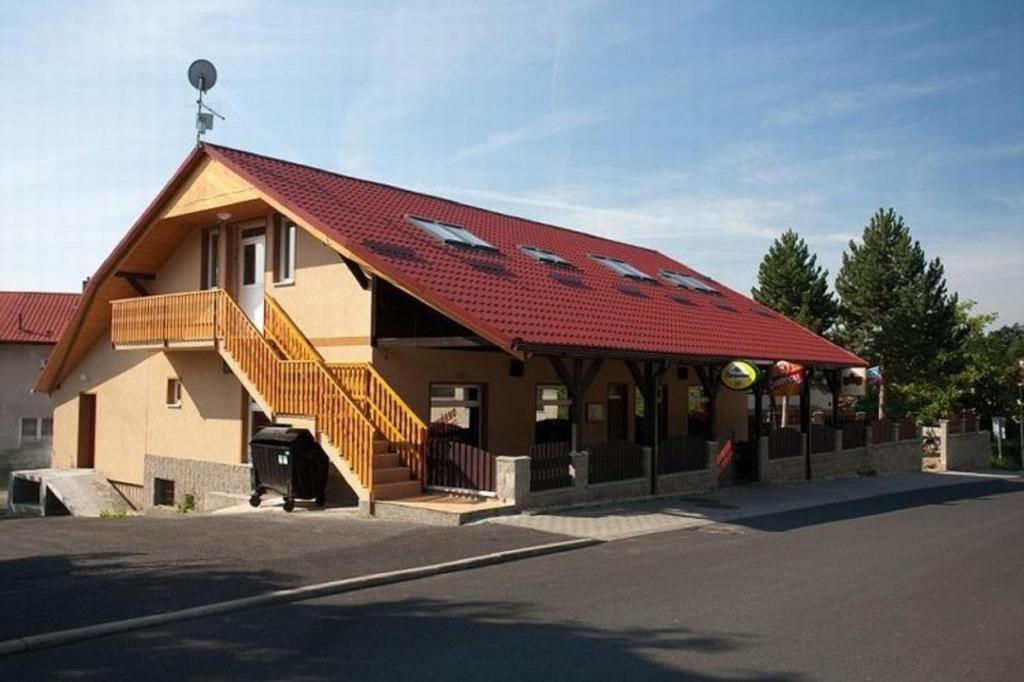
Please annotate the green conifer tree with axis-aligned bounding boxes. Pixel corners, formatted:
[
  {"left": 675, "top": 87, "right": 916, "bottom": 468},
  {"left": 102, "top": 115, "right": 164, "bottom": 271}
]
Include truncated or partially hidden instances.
[{"left": 752, "top": 230, "right": 837, "bottom": 336}]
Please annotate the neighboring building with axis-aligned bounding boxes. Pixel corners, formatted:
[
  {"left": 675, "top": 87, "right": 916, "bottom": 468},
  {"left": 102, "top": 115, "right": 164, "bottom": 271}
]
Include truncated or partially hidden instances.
[
  {"left": 35, "top": 144, "right": 864, "bottom": 511},
  {"left": 1, "top": 291, "right": 80, "bottom": 477}
]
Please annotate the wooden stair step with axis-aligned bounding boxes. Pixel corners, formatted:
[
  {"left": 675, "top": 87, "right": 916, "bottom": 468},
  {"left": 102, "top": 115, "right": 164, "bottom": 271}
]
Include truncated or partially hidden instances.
[
  {"left": 373, "top": 452, "right": 401, "bottom": 468},
  {"left": 373, "top": 466, "right": 412, "bottom": 485},
  {"left": 373, "top": 439, "right": 393, "bottom": 455},
  {"left": 373, "top": 480, "right": 422, "bottom": 501}
]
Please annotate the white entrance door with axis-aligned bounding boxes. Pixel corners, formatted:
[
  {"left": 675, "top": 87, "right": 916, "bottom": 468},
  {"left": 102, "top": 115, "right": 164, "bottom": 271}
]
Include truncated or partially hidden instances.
[{"left": 238, "top": 229, "right": 266, "bottom": 330}]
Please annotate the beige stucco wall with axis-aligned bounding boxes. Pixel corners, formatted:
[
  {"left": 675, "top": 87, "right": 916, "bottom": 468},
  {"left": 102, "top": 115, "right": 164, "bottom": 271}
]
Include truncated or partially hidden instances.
[
  {"left": 268, "top": 226, "right": 373, "bottom": 363},
  {"left": 373, "top": 347, "right": 749, "bottom": 458},
  {"left": 51, "top": 335, "right": 246, "bottom": 486}
]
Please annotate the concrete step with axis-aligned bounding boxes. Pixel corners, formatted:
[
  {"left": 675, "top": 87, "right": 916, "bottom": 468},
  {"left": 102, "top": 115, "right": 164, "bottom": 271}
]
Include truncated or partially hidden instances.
[
  {"left": 7, "top": 469, "right": 133, "bottom": 517},
  {"left": 373, "top": 452, "right": 401, "bottom": 468},
  {"left": 372, "top": 479, "right": 422, "bottom": 501},
  {"left": 373, "top": 439, "right": 393, "bottom": 455},
  {"left": 373, "top": 466, "right": 412, "bottom": 485}
]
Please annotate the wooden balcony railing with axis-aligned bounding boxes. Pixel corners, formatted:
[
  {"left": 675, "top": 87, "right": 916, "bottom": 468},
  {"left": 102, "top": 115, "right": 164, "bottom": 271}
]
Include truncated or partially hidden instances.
[{"left": 110, "top": 290, "right": 379, "bottom": 495}]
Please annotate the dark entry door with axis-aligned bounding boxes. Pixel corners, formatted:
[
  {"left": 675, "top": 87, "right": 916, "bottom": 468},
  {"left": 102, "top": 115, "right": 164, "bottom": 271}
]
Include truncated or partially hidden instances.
[
  {"left": 77, "top": 394, "right": 96, "bottom": 468},
  {"left": 607, "top": 383, "right": 628, "bottom": 441},
  {"left": 634, "top": 384, "right": 668, "bottom": 445}
]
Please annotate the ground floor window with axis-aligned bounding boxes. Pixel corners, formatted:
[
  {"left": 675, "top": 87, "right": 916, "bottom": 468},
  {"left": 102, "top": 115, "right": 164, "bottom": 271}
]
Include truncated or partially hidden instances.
[
  {"left": 19, "top": 417, "right": 53, "bottom": 445},
  {"left": 535, "top": 384, "right": 572, "bottom": 445},
  {"left": 688, "top": 386, "right": 712, "bottom": 438},
  {"left": 429, "top": 384, "right": 483, "bottom": 447}
]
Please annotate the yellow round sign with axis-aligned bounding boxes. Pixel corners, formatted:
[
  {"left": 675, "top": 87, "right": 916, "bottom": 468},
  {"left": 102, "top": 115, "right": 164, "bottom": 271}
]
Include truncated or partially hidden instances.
[{"left": 720, "top": 360, "right": 760, "bottom": 391}]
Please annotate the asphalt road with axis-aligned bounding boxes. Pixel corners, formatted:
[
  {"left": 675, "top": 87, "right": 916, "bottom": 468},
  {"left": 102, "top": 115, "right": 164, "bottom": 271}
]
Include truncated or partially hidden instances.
[
  {"left": 4, "top": 478, "right": 1023, "bottom": 681},
  {"left": 0, "top": 511, "right": 567, "bottom": 641}
]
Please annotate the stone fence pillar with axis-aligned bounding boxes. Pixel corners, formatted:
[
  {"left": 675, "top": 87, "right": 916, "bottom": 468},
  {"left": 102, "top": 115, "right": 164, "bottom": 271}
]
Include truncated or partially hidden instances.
[
  {"left": 937, "top": 420, "right": 950, "bottom": 468},
  {"left": 641, "top": 446, "right": 653, "bottom": 480},
  {"left": 758, "top": 435, "right": 770, "bottom": 475},
  {"left": 495, "top": 456, "right": 530, "bottom": 506},
  {"left": 570, "top": 451, "right": 589, "bottom": 489},
  {"left": 832, "top": 428, "right": 843, "bottom": 453}
]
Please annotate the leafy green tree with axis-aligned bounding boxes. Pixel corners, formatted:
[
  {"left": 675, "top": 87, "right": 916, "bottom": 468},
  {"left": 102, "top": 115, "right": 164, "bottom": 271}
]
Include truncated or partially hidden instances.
[
  {"left": 752, "top": 230, "right": 837, "bottom": 335},
  {"left": 835, "top": 208, "right": 960, "bottom": 418}
]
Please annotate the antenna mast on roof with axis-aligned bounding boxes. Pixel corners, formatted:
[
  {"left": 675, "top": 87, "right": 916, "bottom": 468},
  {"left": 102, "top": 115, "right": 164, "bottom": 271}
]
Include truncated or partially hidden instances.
[{"left": 187, "top": 59, "right": 225, "bottom": 146}]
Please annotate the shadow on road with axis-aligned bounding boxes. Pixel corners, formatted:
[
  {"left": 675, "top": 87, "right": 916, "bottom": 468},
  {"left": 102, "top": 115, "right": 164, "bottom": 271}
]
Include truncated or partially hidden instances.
[
  {"left": 5, "top": 594, "right": 808, "bottom": 681},
  {"left": 737, "top": 479, "right": 1023, "bottom": 532}
]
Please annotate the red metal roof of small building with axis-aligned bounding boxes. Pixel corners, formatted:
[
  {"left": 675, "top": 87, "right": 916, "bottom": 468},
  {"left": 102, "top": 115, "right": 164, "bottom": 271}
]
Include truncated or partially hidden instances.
[
  {"left": 206, "top": 144, "right": 863, "bottom": 366},
  {"left": 0, "top": 291, "right": 80, "bottom": 344}
]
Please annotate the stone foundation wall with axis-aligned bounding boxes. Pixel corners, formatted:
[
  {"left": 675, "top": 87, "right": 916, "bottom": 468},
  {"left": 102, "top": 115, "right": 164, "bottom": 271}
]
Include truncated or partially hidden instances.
[
  {"left": 762, "top": 455, "right": 805, "bottom": 484},
  {"left": 811, "top": 447, "right": 869, "bottom": 480},
  {"left": 109, "top": 480, "right": 145, "bottom": 510},
  {"left": 870, "top": 440, "right": 923, "bottom": 475},
  {"left": 143, "top": 454, "right": 251, "bottom": 511},
  {"left": 658, "top": 468, "right": 717, "bottom": 496},
  {"left": 946, "top": 431, "right": 990, "bottom": 471}
]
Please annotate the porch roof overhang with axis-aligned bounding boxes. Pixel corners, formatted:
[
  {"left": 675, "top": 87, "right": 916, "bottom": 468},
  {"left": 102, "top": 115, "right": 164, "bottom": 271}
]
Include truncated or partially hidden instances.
[{"left": 515, "top": 340, "right": 865, "bottom": 370}]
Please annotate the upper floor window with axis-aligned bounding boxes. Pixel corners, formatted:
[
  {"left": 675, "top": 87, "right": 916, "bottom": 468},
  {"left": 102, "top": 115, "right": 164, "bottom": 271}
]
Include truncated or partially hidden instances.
[
  {"left": 520, "top": 245, "right": 570, "bottom": 266},
  {"left": 200, "top": 227, "right": 220, "bottom": 290},
  {"left": 661, "top": 270, "right": 718, "bottom": 293},
  {"left": 591, "top": 255, "right": 655, "bottom": 281},
  {"left": 409, "top": 217, "right": 496, "bottom": 251},
  {"left": 274, "top": 219, "right": 297, "bottom": 284}
]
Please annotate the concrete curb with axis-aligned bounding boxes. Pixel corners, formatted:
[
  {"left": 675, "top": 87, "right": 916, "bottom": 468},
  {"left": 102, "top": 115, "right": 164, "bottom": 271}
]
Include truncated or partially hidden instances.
[{"left": 0, "top": 537, "right": 602, "bottom": 657}]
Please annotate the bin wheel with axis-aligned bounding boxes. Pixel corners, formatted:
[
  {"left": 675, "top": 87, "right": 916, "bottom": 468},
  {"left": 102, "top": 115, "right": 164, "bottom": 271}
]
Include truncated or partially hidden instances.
[
  {"left": 283, "top": 497, "right": 295, "bottom": 512},
  {"left": 249, "top": 493, "right": 261, "bottom": 508},
  {"left": 315, "top": 495, "right": 326, "bottom": 508}
]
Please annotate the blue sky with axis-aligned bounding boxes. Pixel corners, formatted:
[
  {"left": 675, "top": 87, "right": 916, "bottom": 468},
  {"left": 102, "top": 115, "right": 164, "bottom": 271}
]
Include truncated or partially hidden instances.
[{"left": 2, "top": 0, "right": 1022, "bottom": 323}]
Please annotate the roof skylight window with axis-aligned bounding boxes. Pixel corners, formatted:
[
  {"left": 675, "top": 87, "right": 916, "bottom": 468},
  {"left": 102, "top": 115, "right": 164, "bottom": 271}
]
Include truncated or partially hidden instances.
[
  {"left": 661, "top": 270, "right": 718, "bottom": 293},
  {"left": 520, "top": 245, "right": 570, "bottom": 266},
  {"left": 409, "top": 216, "right": 496, "bottom": 251},
  {"left": 592, "top": 255, "right": 655, "bottom": 281}
]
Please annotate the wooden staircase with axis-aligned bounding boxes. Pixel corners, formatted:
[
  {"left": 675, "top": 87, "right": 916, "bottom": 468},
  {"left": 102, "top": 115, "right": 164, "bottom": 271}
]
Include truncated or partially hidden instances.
[
  {"left": 110, "top": 289, "right": 428, "bottom": 502},
  {"left": 263, "top": 294, "right": 427, "bottom": 501}
]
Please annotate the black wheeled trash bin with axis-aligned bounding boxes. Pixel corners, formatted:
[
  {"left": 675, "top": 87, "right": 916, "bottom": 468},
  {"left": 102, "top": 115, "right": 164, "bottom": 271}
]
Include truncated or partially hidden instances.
[{"left": 249, "top": 427, "right": 328, "bottom": 512}]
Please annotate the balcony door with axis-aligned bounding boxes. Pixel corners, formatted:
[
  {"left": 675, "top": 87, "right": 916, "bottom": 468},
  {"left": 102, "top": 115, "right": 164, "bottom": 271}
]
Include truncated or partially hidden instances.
[{"left": 238, "top": 227, "right": 266, "bottom": 330}]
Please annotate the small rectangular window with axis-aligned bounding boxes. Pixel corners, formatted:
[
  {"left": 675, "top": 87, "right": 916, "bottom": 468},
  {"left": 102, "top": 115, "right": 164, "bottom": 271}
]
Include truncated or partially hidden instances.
[
  {"left": 410, "top": 217, "right": 496, "bottom": 251},
  {"left": 242, "top": 243, "right": 257, "bottom": 286},
  {"left": 661, "top": 270, "right": 718, "bottom": 293},
  {"left": 520, "top": 245, "right": 570, "bottom": 266},
  {"left": 535, "top": 385, "right": 572, "bottom": 446},
  {"left": 154, "top": 478, "right": 175, "bottom": 506},
  {"left": 274, "top": 220, "right": 297, "bottom": 283},
  {"left": 166, "top": 378, "right": 182, "bottom": 408},
  {"left": 592, "top": 255, "right": 655, "bottom": 281},
  {"left": 20, "top": 418, "right": 39, "bottom": 443},
  {"left": 201, "top": 227, "right": 220, "bottom": 290},
  {"left": 40, "top": 418, "right": 53, "bottom": 438}
]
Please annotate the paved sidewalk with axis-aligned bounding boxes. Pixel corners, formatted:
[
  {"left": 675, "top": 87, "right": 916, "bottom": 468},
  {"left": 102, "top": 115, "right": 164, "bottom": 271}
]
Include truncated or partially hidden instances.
[{"left": 488, "top": 470, "right": 1024, "bottom": 540}]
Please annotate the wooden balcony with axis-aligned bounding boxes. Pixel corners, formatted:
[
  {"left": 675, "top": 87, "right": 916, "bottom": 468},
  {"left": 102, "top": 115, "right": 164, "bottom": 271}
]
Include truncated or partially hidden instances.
[{"left": 110, "top": 290, "right": 220, "bottom": 349}]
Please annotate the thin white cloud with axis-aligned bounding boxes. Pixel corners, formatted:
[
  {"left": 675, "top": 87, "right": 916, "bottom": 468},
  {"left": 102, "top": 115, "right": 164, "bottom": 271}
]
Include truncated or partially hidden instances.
[{"left": 449, "top": 110, "right": 618, "bottom": 161}]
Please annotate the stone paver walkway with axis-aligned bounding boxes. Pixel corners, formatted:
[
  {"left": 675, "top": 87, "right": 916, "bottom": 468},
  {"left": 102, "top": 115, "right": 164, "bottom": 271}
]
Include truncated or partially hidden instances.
[{"left": 487, "top": 470, "right": 1023, "bottom": 540}]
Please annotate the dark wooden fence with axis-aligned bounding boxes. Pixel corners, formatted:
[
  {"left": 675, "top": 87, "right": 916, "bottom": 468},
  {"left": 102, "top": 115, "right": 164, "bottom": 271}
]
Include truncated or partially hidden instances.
[
  {"left": 810, "top": 424, "right": 834, "bottom": 454},
  {"left": 963, "top": 413, "right": 978, "bottom": 432},
  {"left": 870, "top": 418, "right": 893, "bottom": 445},
  {"left": 588, "top": 440, "right": 645, "bottom": 484},
  {"left": 897, "top": 420, "right": 918, "bottom": 441},
  {"left": 426, "top": 437, "right": 496, "bottom": 493},
  {"left": 842, "top": 421, "right": 866, "bottom": 450},
  {"left": 658, "top": 435, "right": 708, "bottom": 474},
  {"left": 769, "top": 428, "right": 802, "bottom": 459},
  {"left": 529, "top": 441, "right": 573, "bottom": 492}
]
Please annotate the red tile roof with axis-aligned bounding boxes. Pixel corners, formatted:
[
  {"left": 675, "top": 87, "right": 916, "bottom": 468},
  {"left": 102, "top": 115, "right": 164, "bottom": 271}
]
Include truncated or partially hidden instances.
[
  {"left": 208, "top": 144, "right": 862, "bottom": 366},
  {"left": 0, "top": 291, "right": 80, "bottom": 344}
]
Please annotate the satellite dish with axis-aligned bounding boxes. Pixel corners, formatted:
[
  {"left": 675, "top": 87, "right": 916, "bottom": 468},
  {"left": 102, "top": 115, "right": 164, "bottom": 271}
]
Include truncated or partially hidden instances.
[
  {"left": 187, "top": 59, "right": 224, "bottom": 145},
  {"left": 187, "top": 59, "right": 218, "bottom": 92}
]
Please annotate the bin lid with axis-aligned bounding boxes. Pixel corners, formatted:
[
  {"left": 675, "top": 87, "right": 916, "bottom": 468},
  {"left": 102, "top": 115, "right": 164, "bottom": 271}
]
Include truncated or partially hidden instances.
[{"left": 250, "top": 426, "right": 316, "bottom": 446}]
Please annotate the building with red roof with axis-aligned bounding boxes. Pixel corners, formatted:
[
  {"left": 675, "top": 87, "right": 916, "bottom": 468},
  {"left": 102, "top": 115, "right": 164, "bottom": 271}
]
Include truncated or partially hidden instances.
[
  {"left": 37, "top": 145, "right": 866, "bottom": 514},
  {"left": 1, "top": 291, "right": 79, "bottom": 472}
]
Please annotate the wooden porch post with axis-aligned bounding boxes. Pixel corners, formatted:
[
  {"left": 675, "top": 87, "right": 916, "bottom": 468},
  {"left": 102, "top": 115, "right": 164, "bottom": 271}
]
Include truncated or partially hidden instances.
[
  {"left": 825, "top": 369, "right": 841, "bottom": 427},
  {"left": 627, "top": 359, "right": 669, "bottom": 495},
  {"left": 801, "top": 367, "right": 815, "bottom": 480},
  {"left": 549, "top": 356, "right": 604, "bottom": 453},
  {"left": 752, "top": 382, "right": 764, "bottom": 481}
]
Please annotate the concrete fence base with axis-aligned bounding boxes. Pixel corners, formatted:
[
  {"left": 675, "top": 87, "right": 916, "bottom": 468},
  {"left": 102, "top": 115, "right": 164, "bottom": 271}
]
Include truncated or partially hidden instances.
[
  {"left": 496, "top": 441, "right": 720, "bottom": 510},
  {"left": 923, "top": 420, "right": 992, "bottom": 472}
]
